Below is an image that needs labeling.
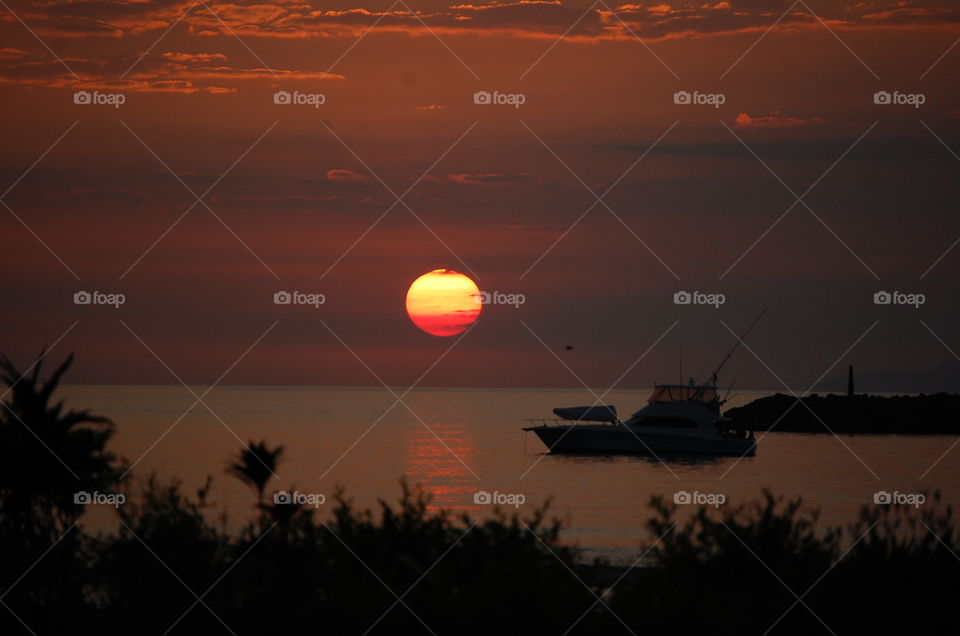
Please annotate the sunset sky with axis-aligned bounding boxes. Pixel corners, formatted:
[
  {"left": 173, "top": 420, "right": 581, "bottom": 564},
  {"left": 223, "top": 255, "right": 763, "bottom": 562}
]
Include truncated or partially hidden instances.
[{"left": 1, "top": 0, "right": 959, "bottom": 389}]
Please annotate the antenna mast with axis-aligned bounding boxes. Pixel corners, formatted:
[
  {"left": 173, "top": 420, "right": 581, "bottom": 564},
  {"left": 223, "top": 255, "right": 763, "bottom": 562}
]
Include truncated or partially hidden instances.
[
  {"left": 703, "top": 308, "right": 767, "bottom": 385},
  {"left": 722, "top": 379, "right": 736, "bottom": 404}
]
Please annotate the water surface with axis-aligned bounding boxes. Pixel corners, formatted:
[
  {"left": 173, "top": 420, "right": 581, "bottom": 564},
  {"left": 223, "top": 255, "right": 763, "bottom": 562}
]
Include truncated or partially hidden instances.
[{"left": 65, "top": 386, "right": 960, "bottom": 563}]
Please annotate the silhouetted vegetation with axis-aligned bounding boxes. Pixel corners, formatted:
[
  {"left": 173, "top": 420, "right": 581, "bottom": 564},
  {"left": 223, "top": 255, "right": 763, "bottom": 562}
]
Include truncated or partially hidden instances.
[
  {"left": 1, "top": 353, "right": 959, "bottom": 634},
  {"left": 611, "top": 491, "right": 959, "bottom": 634},
  {"left": 225, "top": 440, "right": 284, "bottom": 505},
  {"left": 0, "top": 352, "right": 123, "bottom": 629},
  {"left": 729, "top": 391, "right": 960, "bottom": 434},
  {"left": 0, "top": 352, "right": 122, "bottom": 525}
]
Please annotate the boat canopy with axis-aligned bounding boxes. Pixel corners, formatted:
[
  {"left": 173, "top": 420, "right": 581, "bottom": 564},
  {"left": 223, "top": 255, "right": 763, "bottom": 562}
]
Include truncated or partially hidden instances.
[
  {"left": 648, "top": 385, "right": 718, "bottom": 404},
  {"left": 552, "top": 405, "right": 619, "bottom": 423}
]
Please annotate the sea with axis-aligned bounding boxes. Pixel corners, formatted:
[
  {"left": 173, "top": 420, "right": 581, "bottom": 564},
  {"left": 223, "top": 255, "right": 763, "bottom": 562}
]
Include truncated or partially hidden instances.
[{"left": 64, "top": 386, "right": 960, "bottom": 564}]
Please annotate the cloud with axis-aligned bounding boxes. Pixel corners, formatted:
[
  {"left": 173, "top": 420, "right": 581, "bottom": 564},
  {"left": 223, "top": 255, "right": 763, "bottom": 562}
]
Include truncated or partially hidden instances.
[
  {"left": 734, "top": 110, "right": 826, "bottom": 129},
  {"left": 0, "top": 47, "right": 28, "bottom": 59},
  {"left": 161, "top": 52, "right": 229, "bottom": 64},
  {"left": 326, "top": 169, "right": 368, "bottom": 183},
  {"left": 215, "top": 193, "right": 341, "bottom": 206},
  {"left": 4, "top": 0, "right": 958, "bottom": 43},
  {"left": 39, "top": 186, "right": 153, "bottom": 205},
  {"left": 0, "top": 49, "right": 344, "bottom": 92},
  {"left": 448, "top": 172, "right": 533, "bottom": 185}
]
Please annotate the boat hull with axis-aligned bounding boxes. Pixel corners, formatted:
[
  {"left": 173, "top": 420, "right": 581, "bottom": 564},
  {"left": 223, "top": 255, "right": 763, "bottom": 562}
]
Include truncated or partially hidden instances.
[{"left": 526, "top": 425, "right": 756, "bottom": 457}]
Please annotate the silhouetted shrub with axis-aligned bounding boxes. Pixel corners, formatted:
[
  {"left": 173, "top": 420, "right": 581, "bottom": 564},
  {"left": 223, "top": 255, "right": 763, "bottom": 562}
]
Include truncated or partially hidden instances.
[
  {"left": 2, "top": 353, "right": 959, "bottom": 635},
  {"left": 610, "top": 491, "right": 958, "bottom": 635}
]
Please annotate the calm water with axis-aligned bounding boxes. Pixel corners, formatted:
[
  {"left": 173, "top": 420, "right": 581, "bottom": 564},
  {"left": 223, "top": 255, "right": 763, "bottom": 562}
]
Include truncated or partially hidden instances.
[{"left": 65, "top": 386, "right": 960, "bottom": 564}]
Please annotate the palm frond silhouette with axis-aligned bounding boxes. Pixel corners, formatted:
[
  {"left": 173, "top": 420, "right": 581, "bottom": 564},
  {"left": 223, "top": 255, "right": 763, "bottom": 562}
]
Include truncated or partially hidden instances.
[
  {"left": 225, "top": 439, "right": 283, "bottom": 504},
  {"left": 0, "top": 351, "right": 120, "bottom": 523}
]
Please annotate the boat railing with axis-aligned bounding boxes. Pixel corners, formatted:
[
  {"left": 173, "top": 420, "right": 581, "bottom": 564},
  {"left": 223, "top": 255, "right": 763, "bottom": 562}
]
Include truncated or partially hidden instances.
[{"left": 522, "top": 418, "right": 621, "bottom": 427}]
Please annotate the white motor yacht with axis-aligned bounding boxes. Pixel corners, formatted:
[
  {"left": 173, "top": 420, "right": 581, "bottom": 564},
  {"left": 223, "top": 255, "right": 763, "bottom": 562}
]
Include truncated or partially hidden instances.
[
  {"left": 523, "top": 383, "right": 756, "bottom": 456},
  {"left": 523, "top": 310, "right": 765, "bottom": 457}
]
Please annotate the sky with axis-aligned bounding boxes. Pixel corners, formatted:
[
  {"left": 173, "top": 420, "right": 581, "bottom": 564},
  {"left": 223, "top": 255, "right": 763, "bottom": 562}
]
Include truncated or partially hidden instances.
[{"left": 1, "top": 0, "right": 959, "bottom": 390}]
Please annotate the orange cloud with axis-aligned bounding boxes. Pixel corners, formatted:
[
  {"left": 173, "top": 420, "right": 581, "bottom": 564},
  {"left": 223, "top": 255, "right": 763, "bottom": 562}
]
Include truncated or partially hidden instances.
[
  {"left": 734, "top": 111, "right": 826, "bottom": 129},
  {"left": 162, "top": 52, "right": 229, "bottom": 64},
  {"left": 0, "top": 49, "right": 345, "bottom": 93},
  {"left": 326, "top": 169, "right": 368, "bottom": 183},
  {"left": 448, "top": 173, "right": 533, "bottom": 186},
  {"left": 0, "top": 47, "right": 28, "bottom": 59},
  {"left": 5, "top": 0, "right": 959, "bottom": 44}
]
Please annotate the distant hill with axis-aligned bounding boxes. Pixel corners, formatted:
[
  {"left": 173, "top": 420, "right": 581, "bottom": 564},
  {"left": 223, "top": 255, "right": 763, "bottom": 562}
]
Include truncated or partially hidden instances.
[
  {"left": 727, "top": 392, "right": 960, "bottom": 434},
  {"left": 814, "top": 360, "right": 960, "bottom": 394}
]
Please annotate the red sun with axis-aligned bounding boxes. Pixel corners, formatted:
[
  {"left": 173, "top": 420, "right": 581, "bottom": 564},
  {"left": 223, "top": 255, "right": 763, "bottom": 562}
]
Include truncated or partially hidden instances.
[{"left": 405, "top": 269, "right": 481, "bottom": 337}]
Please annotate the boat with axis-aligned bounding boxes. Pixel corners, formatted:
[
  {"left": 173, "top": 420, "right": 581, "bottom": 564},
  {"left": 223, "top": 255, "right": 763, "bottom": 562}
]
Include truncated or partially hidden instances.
[
  {"left": 522, "top": 310, "right": 766, "bottom": 457},
  {"left": 522, "top": 383, "right": 756, "bottom": 456}
]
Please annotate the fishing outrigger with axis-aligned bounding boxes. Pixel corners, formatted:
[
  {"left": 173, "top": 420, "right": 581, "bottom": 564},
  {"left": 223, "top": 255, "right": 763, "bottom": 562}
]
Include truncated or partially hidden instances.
[{"left": 523, "top": 311, "right": 766, "bottom": 456}]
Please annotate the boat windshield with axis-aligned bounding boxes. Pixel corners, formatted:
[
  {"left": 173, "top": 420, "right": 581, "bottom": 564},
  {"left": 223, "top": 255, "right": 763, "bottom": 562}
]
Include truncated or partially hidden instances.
[{"left": 648, "top": 385, "right": 718, "bottom": 404}]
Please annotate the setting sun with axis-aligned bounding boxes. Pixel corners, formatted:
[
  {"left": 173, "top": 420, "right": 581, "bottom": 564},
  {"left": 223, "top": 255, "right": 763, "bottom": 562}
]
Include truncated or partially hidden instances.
[{"left": 405, "top": 269, "right": 481, "bottom": 337}]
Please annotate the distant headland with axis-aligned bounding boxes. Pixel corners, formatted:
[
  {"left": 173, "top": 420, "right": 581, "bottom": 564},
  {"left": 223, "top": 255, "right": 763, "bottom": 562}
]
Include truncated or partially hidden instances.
[
  {"left": 813, "top": 359, "right": 960, "bottom": 394},
  {"left": 729, "top": 366, "right": 960, "bottom": 435}
]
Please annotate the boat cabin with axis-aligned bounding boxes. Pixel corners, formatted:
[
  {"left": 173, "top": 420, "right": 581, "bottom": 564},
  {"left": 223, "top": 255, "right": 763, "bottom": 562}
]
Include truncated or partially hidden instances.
[{"left": 648, "top": 384, "right": 721, "bottom": 414}]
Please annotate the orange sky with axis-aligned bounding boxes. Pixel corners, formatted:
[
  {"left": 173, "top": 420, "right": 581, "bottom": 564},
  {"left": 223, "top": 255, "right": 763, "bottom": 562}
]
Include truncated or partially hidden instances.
[{"left": 1, "top": 1, "right": 959, "bottom": 389}]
